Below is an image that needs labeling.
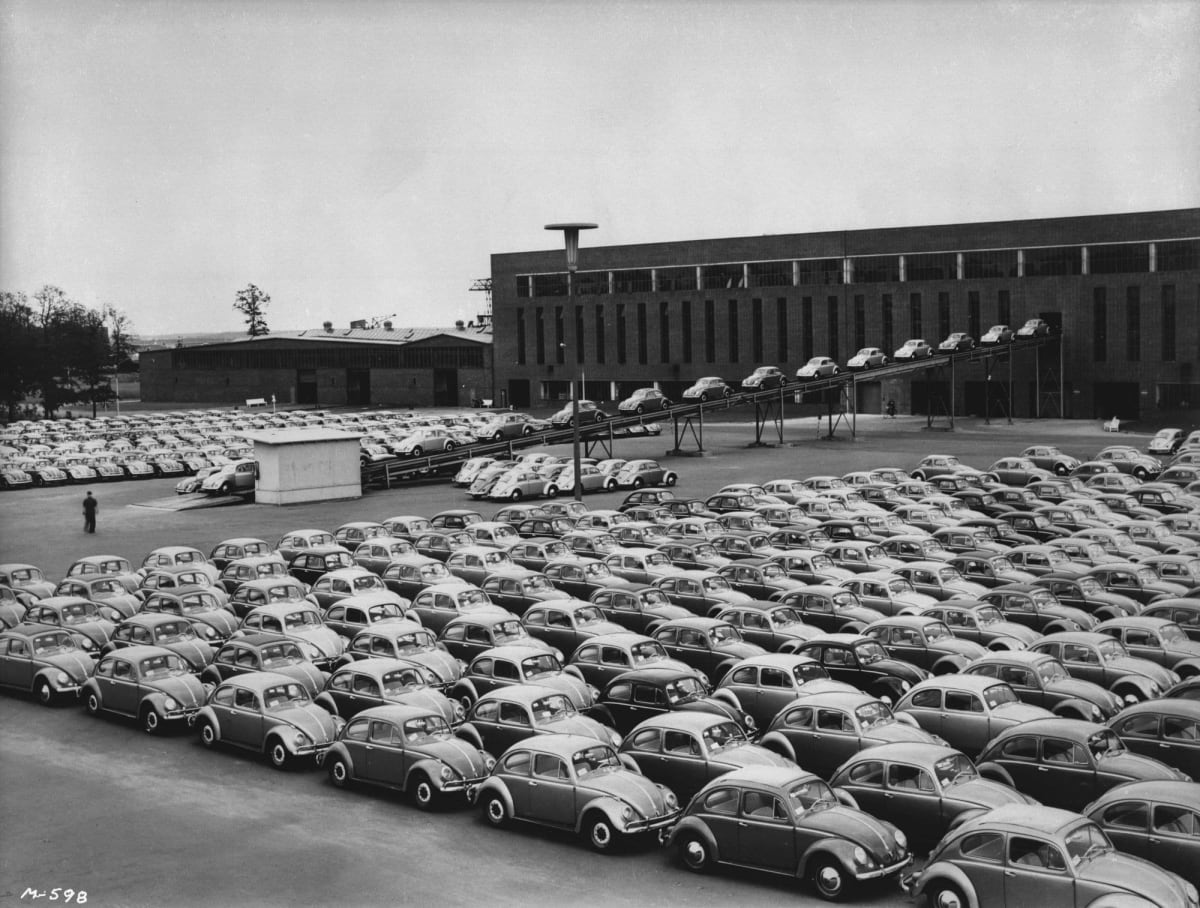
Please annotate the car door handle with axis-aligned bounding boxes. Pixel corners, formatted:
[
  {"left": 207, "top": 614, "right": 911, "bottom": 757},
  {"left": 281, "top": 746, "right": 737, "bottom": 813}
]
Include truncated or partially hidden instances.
[
  {"left": 1004, "top": 871, "right": 1015, "bottom": 878},
  {"left": 1148, "top": 837, "right": 1161, "bottom": 844},
  {"left": 737, "top": 822, "right": 747, "bottom": 828},
  {"left": 1037, "top": 766, "right": 1049, "bottom": 771},
  {"left": 529, "top": 781, "right": 538, "bottom": 788}
]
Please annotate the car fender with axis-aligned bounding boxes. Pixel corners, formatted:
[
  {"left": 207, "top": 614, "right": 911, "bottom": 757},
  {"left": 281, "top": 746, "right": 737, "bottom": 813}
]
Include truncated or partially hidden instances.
[
  {"left": 193, "top": 705, "right": 222, "bottom": 738},
  {"left": 406, "top": 757, "right": 453, "bottom": 792},
  {"left": 975, "top": 761, "right": 1015, "bottom": 788},
  {"left": 139, "top": 690, "right": 175, "bottom": 715},
  {"left": 1111, "top": 674, "right": 1156, "bottom": 704},
  {"left": 573, "top": 794, "right": 636, "bottom": 833},
  {"left": 746, "top": 729, "right": 790, "bottom": 760},
  {"left": 472, "top": 776, "right": 513, "bottom": 810},
  {"left": 932, "top": 655, "right": 970, "bottom": 675},
  {"left": 79, "top": 678, "right": 101, "bottom": 701},
  {"left": 617, "top": 753, "right": 641, "bottom": 774},
  {"left": 1086, "top": 896, "right": 1166, "bottom": 908},
  {"left": 909, "top": 862, "right": 981, "bottom": 908},
  {"left": 795, "top": 839, "right": 859, "bottom": 882},
  {"left": 455, "top": 722, "right": 485, "bottom": 751},
  {"left": 563, "top": 664, "right": 586, "bottom": 682},
  {"left": 1175, "top": 657, "right": 1200, "bottom": 678},
  {"left": 709, "top": 687, "right": 742, "bottom": 709},
  {"left": 832, "top": 787, "right": 860, "bottom": 809},
  {"left": 894, "top": 712, "right": 920, "bottom": 728},
  {"left": 666, "top": 815, "right": 722, "bottom": 858},
  {"left": 451, "top": 679, "right": 479, "bottom": 704},
  {"left": 319, "top": 741, "right": 353, "bottom": 771},
  {"left": 313, "top": 692, "right": 339, "bottom": 715},
  {"left": 1051, "top": 697, "right": 1101, "bottom": 721}
]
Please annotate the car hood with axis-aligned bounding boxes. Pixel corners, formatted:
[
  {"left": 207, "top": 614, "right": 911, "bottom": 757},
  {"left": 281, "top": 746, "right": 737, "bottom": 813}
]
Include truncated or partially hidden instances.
[
  {"left": 797, "top": 805, "right": 905, "bottom": 860},
  {"left": 713, "top": 640, "right": 767, "bottom": 659},
  {"left": 577, "top": 770, "right": 675, "bottom": 819},
  {"left": 42, "top": 650, "right": 97, "bottom": 682},
  {"left": 987, "top": 621, "right": 1041, "bottom": 644},
  {"left": 992, "top": 701, "right": 1054, "bottom": 724},
  {"left": 387, "top": 688, "right": 457, "bottom": 722},
  {"left": 873, "top": 658, "right": 929, "bottom": 683},
  {"left": 287, "top": 627, "right": 344, "bottom": 658},
  {"left": 413, "top": 737, "right": 491, "bottom": 777},
  {"left": 947, "top": 580, "right": 990, "bottom": 597},
  {"left": 943, "top": 777, "right": 1032, "bottom": 807},
  {"left": 1107, "top": 656, "right": 1177, "bottom": 688},
  {"left": 1078, "top": 851, "right": 1195, "bottom": 903},
  {"left": 710, "top": 743, "right": 795, "bottom": 771},
  {"left": 528, "top": 673, "right": 594, "bottom": 707},
  {"left": 997, "top": 569, "right": 1037, "bottom": 584},
  {"left": 1045, "top": 677, "right": 1120, "bottom": 710},
  {"left": 272, "top": 662, "right": 327, "bottom": 694},
  {"left": 862, "top": 721, "right": 940, "bottom": 746},
  {"left": 271, "top": 705, "right": 341, "bottom": 744},
  {"left": 931, "top": 638, "right": 987, "bottom": 659},
  {"left": 405, "top": 650, "right": 464, "bottom": 684},
  {"left": 162, "top": 639, "right": 214, "bottom": 666},
  {"left": 536, "top": 714, "right": 614, "bottom": 742},
  {"left": 1098, "top": 750, "right": 1189, "bottom": 781},
  {"left": 195, "top": 611, "right": 239, "bottom": 635},
  {"left": 152, "top": 674, "right": 208, "bottom": 709}
]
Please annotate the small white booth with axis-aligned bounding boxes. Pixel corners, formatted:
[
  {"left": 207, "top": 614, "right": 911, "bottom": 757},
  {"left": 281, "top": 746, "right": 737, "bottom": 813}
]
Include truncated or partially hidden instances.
[{"left": 243, "top": 429, "right": 361, "bottom": 505}]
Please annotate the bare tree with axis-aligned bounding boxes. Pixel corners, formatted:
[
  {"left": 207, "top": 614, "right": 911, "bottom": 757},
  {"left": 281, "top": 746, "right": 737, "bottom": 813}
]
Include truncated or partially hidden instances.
[{"left": 234, "top": 284, "right": 271, "bottom": 336}]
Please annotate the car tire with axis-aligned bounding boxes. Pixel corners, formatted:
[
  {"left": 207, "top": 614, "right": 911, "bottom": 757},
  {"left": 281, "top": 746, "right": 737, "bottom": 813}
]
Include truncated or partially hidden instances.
[
  {"left": 699, "top": 392, "right": 710, "bottom": 402},
  {"left": 811, "top": 856, "right": 852, "bottom": 901},
  {"left": 635, "top": 405, "right": 645, "bottom": 415},
  {"left": 583, "top": 812, "right": 617, "bottom": 853},
  {"left": 328, "top": 756, "right": 352, "bottom": 789},
  {"left": 926, "top": 880, "right": 967, "bottom": 908},
  {"left": 456, "top": 691, "right": 475, "bottom": 713},
  {"left": 411, "top": 772, "right": 437, "bottom": 811},
  {"left": 665, "top": 474, "right": 677, "bottom": 487},
  {"left": 546, "top": 485, "right": 559, "bottom": 498},
  {"left": 492, "top": 432, "right": 504, "bottom": 442},
  {"left": 510, "top": 489, "right": 522, "bottom": 500},
  {"left": 632, "top": 478, "right": 644, "bottom": 489},
  {"left": 141, "top": 706, "right": 161, "bottom": 734},
  {"left": 482, "top": 793, "right": 509, "bottom": 828},
  {"left": 1054, "top": 463, "right": 1069, "bottom": 476},
  {"left": 84, "top": 690, "right": 101, "bottom": 715},
  {"left": 445, "top": 441, "right": 456, "bottom": 452},
  {"left": 198, "top": 718, "right": 219, "bottom": 749},
  {"left": 219, "top": 482, "right": 232, "bottom": 495},
  {"left": 267, "top": 738, "right": 291, "bottom": 770},
  {"left": 677, "top": 832, "right": 713, "bottom": 872},
  {"left": 411, "top": 446, "right": 423, "bottom": 458}
]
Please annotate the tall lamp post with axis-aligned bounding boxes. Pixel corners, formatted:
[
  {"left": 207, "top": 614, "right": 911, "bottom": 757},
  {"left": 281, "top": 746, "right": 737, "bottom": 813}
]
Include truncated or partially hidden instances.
[{"left": 545, "top": 222, "right": 597, "bottom": 501}]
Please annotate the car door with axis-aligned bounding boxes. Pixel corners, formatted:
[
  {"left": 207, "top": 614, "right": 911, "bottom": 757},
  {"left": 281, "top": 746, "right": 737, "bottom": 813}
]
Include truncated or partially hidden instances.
[
  {"left": 879, "top": 762, "right": 942, "bottom": 832},
  {"left": 227, "top": 686, "right": 264, "bottom": 747},
  {"left": 529, "top": 753, "right": 576, "bottom": 827},
  {"left": 656, "top": 728, "right": 709, "bottom": 797},
  {"left": 362, "top": 718, "right": 408, "bottom": 786},
  {"left": 809, "top": 706, "right": 863, "bottom": 775},
  {"left": 952, "top": 831, "right": 1008, "bottom": 904},
  {"left": 104, "top": 656, "right": 141, "bottom": 716},
  {"left": 737, "top": 789, "right": 797, "bottom": 872},
  {"left": 1004, "top": 835, "right": 1073, "bottom": 906},
  {"left": 1036, "top": 737, "right": 1096, "bottom": 810},
  {"left": 1149, "top": 803, "right": 1200, "bottom": 874},
  {"left": 0, "top": 637, "right": 33, "bottom": 689}
]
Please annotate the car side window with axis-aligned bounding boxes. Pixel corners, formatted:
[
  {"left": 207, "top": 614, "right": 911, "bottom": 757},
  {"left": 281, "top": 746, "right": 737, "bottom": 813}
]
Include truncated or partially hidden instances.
[
  {"left": 847, "top": 761, "right": 884, "bottom": 786},
  {"left": 633, "top": 684, "right": 667, "bottom": 707},
  {"left": 472, "top": 701, "right": 499, "bottom": 722},
  {"left": 1153, "top": 806, "right": 1200, "bottom": 836},
  {"left": 703, "top": 787, "right": 739, "bottom": 815},
  {"left": 664, "top": 731, "right": 701, "bottom": 756},
  {"left": 945, "top": 692, "right": 984, "bottom": 713},
  {"left": 1117, "top": 715, "right": 1160, "bottom": 737},
  {"left": 1061, "top": 644, "right": 1098, "bottom": 665},
  {"left": 234, "top": 688, "right": 258, "bottom": 710},
  {"left": 910, "top": 689, "right": 941, "bottom": 709},
  {"left": 817, "top": 709, "right": 851, "bottom": 732},
  {"left": 343, "top": 718, "right": 369, "bottom": 742},
  {"left": 784, "top": 706, "right": 814, "bottom": 729},
  {"left": 761, "top": 668, "right": 791, "bottom": 689},
  {"left": 494, "top": 661, "right": 521, "bottom": 681},
  {"left": 501, "top": 750, "right": 531, "bottom": 776},
  {"left": 958, "top": 832, "right": 1005, "bottom": 863},
  {"left": 533, "top": 754, "right": 568, "bottom": 780},
  {"left": 1008, "top": 836, "right": 1067, "bottom": 872},
  {"left": 1102, "top": 801, "right": 1149, "bottom": 830},
  {"left": 368, "top": 720, "right": 398, "bottom": 745},
  {"left": 1164, "top": 718, "right": 1200, "bottom": 741},
  {"left": 741, "top": 790, "right": 788, "bottom": 821},
  {"left": 499, "top": 703, "right": 531, "bottom": 727},
  {"left": 627, "top": 728, "right": 661, "bottom": 752},
  {"left": 887, "top": 764, "right": 934, "bottom": 792},
  {"left": 1042, "top": 739, "right": 1089, "bottom": 765},
  {"left": 730, "top": 666, "right": 757, "bottom": 685},
  {"left": 352, "top": 675, "right": 379, "bottom": 696}
]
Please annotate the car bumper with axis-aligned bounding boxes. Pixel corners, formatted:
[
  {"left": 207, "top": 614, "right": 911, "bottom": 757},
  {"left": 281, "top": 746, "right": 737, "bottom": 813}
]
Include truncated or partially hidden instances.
[
  {"left": 442, "top": 773, "right": 489, "bottom": 795},
  {"left": 163, "top": 705, "right": 203, "bottom": 722},
  {"left": 856, "top": 853, "right": 912, "bottom": 882},
  {"left": 623, "top": 808, "right": 683, "bottom": 835}
]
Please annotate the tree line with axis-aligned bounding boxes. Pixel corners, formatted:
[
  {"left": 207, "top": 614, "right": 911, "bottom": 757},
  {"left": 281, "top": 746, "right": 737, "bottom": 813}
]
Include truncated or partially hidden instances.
[{"left": 0, "top": 286, "right": 136, "bottom": 421}]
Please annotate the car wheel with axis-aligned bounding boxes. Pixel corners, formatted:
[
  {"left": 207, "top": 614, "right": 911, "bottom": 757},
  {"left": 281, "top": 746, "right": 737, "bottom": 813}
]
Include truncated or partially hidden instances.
[
  {"left": 219, "top": 482, "right": 232, "bottom": 495},
  {"left": 635, "top": 405, "right": 645, "bottom": 415},
  {"left": 1134, "top": 467, "right": 1148, "bottom": 479},
  {"left": 546, "top": 485, "right": 559, "bottom": 498},
  {"left": 492, "top": 431, "right": 504, "bottom": 442},
  {"left": 927, "top": 880, "right": 967, "bottom": 908},
  {"left": 632, "top": 478, "right": 644, "bottom": 489},
  {"left": 141, "top": 706, "right": 161, "bottom": 734},
  {"left": 1054, "top": 462, "right": 1069, "bottom": 475},
  {"left": 677, "top": 832, "right": 713, "bottom": 872},
  {"left": 328, "top": 756, "right": 352, "bottom": 789},
  {"left": 411, "top": 772, "right": 437, "bottom": 810},
  {"left": 411, "top": 446, "right": 423, "bottom": 458},
  {"left": 699, "top": 392, "right": 710, "bottom": 402},
  {"left": 198, "top": 718, "right": 218, "bottom": 749},
  {"left": 811, "top": 857, "right": 851, "bottom": 901},
  {"left": 522, "top": 425, "right": 533, "bottom": 436},
  {"left": 566, "top": 417, "right": 575, "bottom": 428},
  {"left": 445, "top": 441, "right": 456, "bottom": 452},
  {"left": 483, "top": 793, "right": 509, "bottom": 828},
  {"left": 456, "top": 692, "right": 475, "bottom": 713},
  {"left": 510, "top": 489, "right": 523, "bottom": 500},
  {"left": 268, "top": 739, "right": 291, "bottom": 770},
  {"left": 84, "top": 690, "right": 101, "bottom": 714},
  {"left": 583, "top": 812, "right": 617, "bottom": 852}
]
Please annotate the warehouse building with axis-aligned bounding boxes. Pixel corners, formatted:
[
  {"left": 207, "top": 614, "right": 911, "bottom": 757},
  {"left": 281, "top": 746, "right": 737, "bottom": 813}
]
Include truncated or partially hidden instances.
[
  {"left": 140, "top": 322, "right": 493, "bottom": 408},
  {"left": 490, "top": 209, "right": 1200, "bottom": 419}
]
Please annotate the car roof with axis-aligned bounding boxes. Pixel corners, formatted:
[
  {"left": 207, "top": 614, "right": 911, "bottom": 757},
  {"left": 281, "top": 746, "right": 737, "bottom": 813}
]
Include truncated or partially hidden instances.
[
  {"left": 219, "top": 632, "right": 296, "bottom": 649},
  {"left": 506, "top": 733, "right": 612, "bottom": 758},
  {"left": 218, "top": 670, "right": 307, "bottom": 692},
  {"left": 575, "top": 632, "right": 653, "bottom": 648},
  {"left": 971, "top": 650, "right": 1054, "bottom": 666},
  {"left": 474, "top": 644, "right": 551, "bottom": 661},
  {"left": 991, "top": 716, "right": 1106, "bottom": 740},
  {"left": 332, "top": 657, "right": 423, "bottom": 678},
  {"left": 909, "top": 674, "right": 1007, "bottom": 694},
  {"left": 702, "top": 765, "right": 817, "bottom": 789},
  {"left": 1114, "top": 698, "right": 1200, "bottom": 720},
  {"left": 657, "top": 617, "right": 728, "bottom": 630},
  {"left": 630, "top": 711, "right": 737, "bottom": 733},
  {"left": 958, "top": 803, "right": 1084, "bottom": 836},
  {"left": 787, "top": 690, "right": 879, "bottom": 709},
  {"left": 350, "top": 703, "right": 447, "bottom": 725},
  {"left": 1088, "top": 780, "right": 1200, "bottom": 810},
  {"left": 609, "top": 666, "right": 702, "bottom": 684},
  {"left": 727, "top": 652, "right": 819, "bottom": 669},
  {"left": 102, "top": 644, "right": 178, "bottom": 661},
  {"left": 867, "top": 615, "right": 941, "bottom": 629},
  {"left": 840, "top": 741, "right": 959, "bottom": 764}
]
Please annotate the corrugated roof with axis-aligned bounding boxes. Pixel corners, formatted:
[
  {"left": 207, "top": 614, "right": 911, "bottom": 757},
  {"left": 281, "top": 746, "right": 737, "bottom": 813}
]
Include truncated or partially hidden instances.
[{"left": 148, "top": 324, "right": 494, "bottom": 352}]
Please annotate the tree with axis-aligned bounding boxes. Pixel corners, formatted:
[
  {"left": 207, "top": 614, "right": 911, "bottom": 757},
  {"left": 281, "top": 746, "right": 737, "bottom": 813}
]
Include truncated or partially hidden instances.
[
  {"left": 234, "top": 284, "right": 271, "bottom": 336},
  {"left": 0, "top": 291, "right": 38, "bottom": 420}
]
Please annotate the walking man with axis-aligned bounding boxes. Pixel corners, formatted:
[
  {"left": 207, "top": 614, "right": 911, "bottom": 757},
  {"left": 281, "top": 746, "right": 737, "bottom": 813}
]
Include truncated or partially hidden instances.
[
  {"left": 886, "top": 399, "right": 897, "bottom": 419},
  {"left": 83, "top": 490, "right": 98, "bottom": 533}
]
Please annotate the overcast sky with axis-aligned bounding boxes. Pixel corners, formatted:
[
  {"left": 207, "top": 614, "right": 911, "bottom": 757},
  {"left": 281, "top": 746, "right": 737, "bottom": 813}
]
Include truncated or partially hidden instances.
[{"left": 1, "top": 0, "right": 1197, "bottom": 338}]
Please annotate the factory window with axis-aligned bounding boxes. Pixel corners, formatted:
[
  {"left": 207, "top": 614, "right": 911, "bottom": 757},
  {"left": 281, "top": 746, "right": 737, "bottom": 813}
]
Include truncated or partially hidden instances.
[
  {"left": 1089, "top": 243, "right": 1150, "bottom": 275},
  {"left": 659, "top": 302, "right": 670, "bottom": 363},
  {"left": 853, "top": 255, "right": 900, "bottom": 283},
  {"left": 682, "top": 300, "right": 693, "bottom": 363},
  {"left": 595, "top": 306, "right": 606, "bottom": 364},
  {"left": 574, "top": 270, "right": 608, "bottom": 296},
  {"left": 752, "top": 299, "right": 764, "bottom": 362},
  {"left": 1126, "top": 287, "right": 1141, "bottom": 361},
  {"left": 658, "top": 266, "right": 697, "bottom": 292},
  {"left": 906, "top": 252, "right": 957, "bottom": 282},
  {"left": 967, "top": 291, "right": 981, "bottom": 339},
  {"left": 910, "top": 293, "right": 923, "bottom": 339},
  {"left": 535, "top": 308, "right": 545, "bottom": 365},
  {"left": 637, "top": 303, "right": 648, "bottom": 364},
  {"left": 1093, "top": 288, "right": 1107, "bottom": 362},
  {"left": 881, "top": 294, "right": 894, "bottom": 355},
  {"left": 1158, "top": 240, "right": 1200, "bottom": 272},
  {"left": 532, "top": 273, "right": 568, "bottom": 297},
  {"left": 938, "top": 292, "right": 951, "bottom": 341},
  {"left": 998, "top": 291, "right": 1011, "bottom": 327},
  {"left": 854, "top": 295, "right": 866, "bottom": 351},
  {"left": 575, "top": 307, "right": 585, "bottom": 364},
  {"left": 777, "top": 298, "right": 789, "bottom": 362},
  {"left": 613, "top": 270, "right": 653, "bottom": 294},
  {"left": 702, "top": 264, "right": 744, "bottom": 290},
  {"left": 704, "top": 300, "right": 716, "bottom": 363},
  {"left": 962, "top": 250, "right": 1018, "bottom": 279},
  {"left": 827, "top": 297, "right": 840, "bottom": 361},
  {"left": 749, "top": 261, "right": 793, "bottom": 288},
  {"left": 516, "top": 309, "right": 526, "bottom": 365},
  {"left": 797, "top": 259, "right": 843, "bottom": 286},
  {"left": 1162, "top": 285, "right": 1176, "bottom": 362},
  {"left": 802, "top": 297, "right": 814, "bottom": 361},
  {"left": 1024, "top": 246, "right": 1082, "bottom": 277},
  {"left": 616, "top": 304, "right": 628, "bottom": 363},
  {"left": 728, "top": 300, "right": 740, "bottom": 362},
  {"left": 554, "top": 307, "right": 564, "bottom": 364},
  {"left": 516, "top": 275, "right": 532, "bottom": 299}
]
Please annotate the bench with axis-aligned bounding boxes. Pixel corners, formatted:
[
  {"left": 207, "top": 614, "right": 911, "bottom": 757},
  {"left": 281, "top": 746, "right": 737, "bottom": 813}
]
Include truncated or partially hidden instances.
[
  {"left": 245, "top": 398, "right": 268, "bottom": 409},
  {"left": 1103, "top": 416, "right": 1121, "bottom": 432}
]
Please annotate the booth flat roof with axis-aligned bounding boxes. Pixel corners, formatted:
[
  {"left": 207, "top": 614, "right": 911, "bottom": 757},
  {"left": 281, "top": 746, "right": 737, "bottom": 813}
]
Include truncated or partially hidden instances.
[{"left": 242, "top": 429, "right": 360, "bottom": 445}]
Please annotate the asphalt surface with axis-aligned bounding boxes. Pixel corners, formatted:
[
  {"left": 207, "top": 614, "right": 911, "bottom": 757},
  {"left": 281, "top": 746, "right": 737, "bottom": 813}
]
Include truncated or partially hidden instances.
[{"left": 0, "top": 414, "right": 1167, "bottom": 908}]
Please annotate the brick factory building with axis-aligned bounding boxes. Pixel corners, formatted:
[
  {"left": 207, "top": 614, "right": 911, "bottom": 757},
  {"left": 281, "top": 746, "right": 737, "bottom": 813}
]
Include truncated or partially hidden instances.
[
  {"left": 140, "top": 323, "right": 492, "bottom": 408},
  {"left": 490, "top": 209, "right": 1199, "bottom": 419}
]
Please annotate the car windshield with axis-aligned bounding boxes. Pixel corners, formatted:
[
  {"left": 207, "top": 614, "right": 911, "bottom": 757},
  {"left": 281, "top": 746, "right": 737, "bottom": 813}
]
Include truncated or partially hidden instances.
[
  {"left": 855, "top": 700, "right": 894, "bottom": 729},
  {"left": 395, "top": 631, "right": 438, "bottom": 653},
  {"left": 665, "top": 677, "right": 706, "bottom": 703},
  {"left": 260, "top": 643, "right": 304, "bottom": 667},
  {"left": 138, "top": 653, "right": 190, "bottom": 679},
  {"left": 888, "top": 579, "right": 914, "bottom": 595},
  {"left": 991, "top": 556, "right": 1015, "bottom": 572},
  {"left": 811, "top": 554, "right": 835, "bottom": 570},
  {"left": 1097, "top": 640, "right": 1128, "bottom": 661},
  {"left": 702, "top": 720, "right": 747, "bottom": 752},
  {"left": 421, "top": 564, "right": 452, "bottom": 581},
  {"left": 268, "top": 585, "right": 305, "bottom": 602},
  {"left": 976, "top": 606, "right": 1004, "bottom": 625},
  {"left": 573, "top": 745, "right": 621, "bottom": 778},
  {"left": 352, "top": 576, "right": 383, "bottom": 591},
  {"left": 710, "top": 624, "right": 742, "bottom": 643},
  {"left": 703, "top": 577, "right": 733, "bottom": 593},
  {"left": 574, "top": 606, "right": 606, "bottom": 626},
  {"left": 983, "top": 684, "right": 1019, "bottom": 708},
  {"left": 60, "top": 603, "right": 99, "bottom": 624},
  {"left": 933, "top": 752, "right": 978, "bottom": 786},
  {"left": 854, "top": 642, "right": 888, "bottom": 663},
  {"left": 786, "top": 779, "right": 837, "bottom": 816},
  {"left": 1088, "top": 729, "right": 1126, "bottom": 758},
  {"left": 32, "top": 632, "right": 77, "bottom": 655},
  {"left": 770, "top": 607, "right": 804, "bottom": 628},
  {"left": 521, "top": 654, "right": 561, "bottom": 677},
  {"left": 284, "top": 610, "right": 321, "bottom": 629},
  {"left": 402, "top": 715, "right": 452, "bottom": 742},
  {"left": 923, "top": 622, "right": 952, "bottom": 641},
  {"left": 584, "top": 562, "right": 612, "bottom": 577},
  {"left": 494, "top": 620, "right": 526, "bottom": 642},
  {"left": 380, "top": 668, "right": 425, "bottom": 693},
  {"left": 523, "top": 575, "right": 552, "bottom": 592},
  {"left": 630, "top": 641, "right": 668, "bottom": 664},
  {"left": 641, "top": 589, "right": 671, "bottom": 607},
  {"left": 262, "top": 682, "right": 310, "bottom": 710},
  {"left": 531, "top": 695, "right": 575, "bottom": 723},
  {"left": 1159, "top": 623, "right": 1189, "bottom": 645},
  {"left": 1037, "top": 660, "right": 1069, "bottom": 683},
  {"left": 154, "top": 621, "right": 196, "bottom": 642}
]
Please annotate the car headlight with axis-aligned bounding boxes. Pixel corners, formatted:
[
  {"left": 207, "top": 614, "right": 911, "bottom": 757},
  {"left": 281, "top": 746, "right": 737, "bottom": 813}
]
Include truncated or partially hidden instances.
[
  {"left": 164, "top": 696, "right": 178, "bottom": 710},
  {"left": 56, "top": 672, "right": 70, "bottom": 686},
  {"left": 79, "top": 638, "right": 95, "bottom": 650},
  {"left": 1149, "top": 683, "right": 1161, "bottom": 696},
  {"left": 484, "top": 755, "right": 496, "bottom": 771},
  {"left": 608, "top": 728, "right": 621, "bottom": 746},
  {"left": 440, "top": 765, "right": 454, "bottom": 781},
  {"left": 744, "top": 714, "right": 756, "bottom": 730},
  {"left": 202, "top": 625, "right": 217, "bottom": 638},
  {"left": 853, "top": 846, "right": 870, "bottom": 865},
  {"left": 621, "top": 806, "right": 634, "bottom": 822},
  {"left": 1091, "top": 704, "right": 1102, "bottom": 720},
  {"left": 294, "top": 732, "right": 308, "bottom": 747},
  {"left": 900, "top": 680, "right": 911, "bottom": 692},
  {"left": 553, "top": 649, "right": 564, "bottom": 662},
  {"left": 894, "top": 829, "right": 907, "bottom": 850},
  {"left": 454, "top": 702, "right": 465, "bottom": 720}
]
